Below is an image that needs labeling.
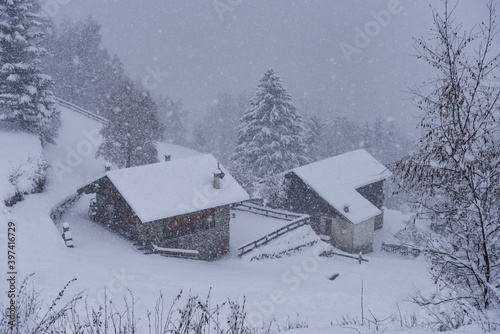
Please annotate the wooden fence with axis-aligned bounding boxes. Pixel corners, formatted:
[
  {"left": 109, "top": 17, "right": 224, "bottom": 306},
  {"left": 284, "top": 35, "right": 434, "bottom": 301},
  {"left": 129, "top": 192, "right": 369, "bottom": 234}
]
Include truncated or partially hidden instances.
[
  {"left": 320, "top": 250, "right": 368, "bottom": 264},
  {"left": 232, "top": 202, "right": 303, "bottom": 221},
  {"left": 237, "top": 216, "right": 310, "bottom": 257},
  {"left": 381, "top": 242, "right": 421, "bottom": 257},
  {"left": 233, "top": 203, "right": 310, "bottom": 258},
  {"left": 54, "top": 97, "right": 109, "bottom": 125},
  {"left": 50, "top": 192, "right": 82, "bottom": 222}
]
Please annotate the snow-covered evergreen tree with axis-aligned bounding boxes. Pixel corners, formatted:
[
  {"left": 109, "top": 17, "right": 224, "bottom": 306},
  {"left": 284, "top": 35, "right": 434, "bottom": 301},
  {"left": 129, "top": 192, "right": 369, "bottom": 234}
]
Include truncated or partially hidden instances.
[
  {"left": 0, "top": 0, "right": 60, "bottom": 144},
  {"left": 361, "top": 121, "right": 373, "bottom": 151},
  {"left": 41, "top": 17, "right": 127, "bottom": 116},
  {"left": 231, "top": 68, "right": 310, "bottom": 191},
  {"left": 322, "top": 115, "right": 362, "bottom": 157},
  {"left": 96, "top": 80, "right": 163, "bottom": 168},
  {"left": 193, "top": 91, "right": 244, "bottom": 164},
  {"left": 303, "top": 114, "right": 326, "bottom": 162},
  {"left": 157, "top": 95, "right": 188, "bottom": 145},
  {"left": 360, "top": 117, "right": 412, "bottom": 166}
]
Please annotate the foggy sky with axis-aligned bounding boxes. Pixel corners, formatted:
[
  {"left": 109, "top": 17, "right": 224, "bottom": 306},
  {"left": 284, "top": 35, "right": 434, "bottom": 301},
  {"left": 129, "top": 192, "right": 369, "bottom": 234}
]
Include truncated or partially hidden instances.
[{"left": 50, "top": 1, "right": 487, "bottom": 137}]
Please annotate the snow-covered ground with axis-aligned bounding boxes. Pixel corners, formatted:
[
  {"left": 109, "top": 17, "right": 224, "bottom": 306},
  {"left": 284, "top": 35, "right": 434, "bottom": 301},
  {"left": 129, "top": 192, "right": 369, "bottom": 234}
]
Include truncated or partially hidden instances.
[
  {"left": 230, "top": 210, "right": 290, "bottom": 252},
  {"left": 43, "top": 103, "right": 106, "bottom": 197},
  {"left": 0, "top": 130, "right": 43, "bottom": 205},
  {"left": 0, "top": 107, "right": 492, "bottom": 333},
  {"left": 7, "top": 186, "right": 432, "bottom": 331}
]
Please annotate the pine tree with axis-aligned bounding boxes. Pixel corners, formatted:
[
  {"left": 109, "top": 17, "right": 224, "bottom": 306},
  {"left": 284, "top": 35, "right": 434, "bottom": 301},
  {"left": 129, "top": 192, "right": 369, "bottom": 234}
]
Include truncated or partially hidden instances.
[
  {"left": 192, "top": 120, "right": 208, "bottom": 153},
  {"left": 362, "top": 121, "right": 373, "bottom": 151},
  {"left": 231, "top": 68, "right": 310, "bottom": 190},
  {"left": 370, "top": 117, "right": 386, "bottom": 161},
  {"left": 96, "top": 81, "right": 163, "bottom": 168},
  {"left": 41, "top": 17, "right": 127, "bottom": 115},
  {"left": 0, "top": 0, "right": 60, "bottom": 144},
  {"left": 303, "top": 114, "right": 326, "bottom": 162},
  {"left": 193, "top": 91, "right": 244, "bottom": 164},
  {"left": 157, "top": 95, "right": 187, "bottom": 145},
  {"left": 322, "top": 115, "right": 362, "bottom": 157}
]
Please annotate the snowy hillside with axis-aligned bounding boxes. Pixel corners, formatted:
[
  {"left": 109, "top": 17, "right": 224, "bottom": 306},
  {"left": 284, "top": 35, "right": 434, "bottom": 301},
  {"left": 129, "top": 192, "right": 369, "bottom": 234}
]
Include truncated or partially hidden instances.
[
  {"left": 0, "top": 104, "right": 492, "bottom": 334},
  {"left": 43, "top": 103, "right": 107, "bottom": 198},
  {"left": 0, "top": 107, "right": 487, "bottom": 333}
]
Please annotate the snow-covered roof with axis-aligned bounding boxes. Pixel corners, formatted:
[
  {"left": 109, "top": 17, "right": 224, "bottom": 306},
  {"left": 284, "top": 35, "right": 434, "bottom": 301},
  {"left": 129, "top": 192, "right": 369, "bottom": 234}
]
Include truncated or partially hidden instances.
[
  {"left": 156, "top": 142, "right": 201, "bottom": 161},
  {"left": 289, "top": 149, "right": 391, "bottom": 225},
  {"left": 102, "top": 154, "right": 249, "bottom": 223}
]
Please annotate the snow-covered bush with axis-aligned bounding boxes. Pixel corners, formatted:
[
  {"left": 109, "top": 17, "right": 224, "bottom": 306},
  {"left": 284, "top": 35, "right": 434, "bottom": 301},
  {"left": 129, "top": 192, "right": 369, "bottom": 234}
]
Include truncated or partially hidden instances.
[
  {"left": 383, "top": 177, "right": 411, "bottom": 211},
  {"left": 0, "top": 275, "right": 252, "bottom": 334},
  {"left": 255, "top": 174, "right": 288, "bottom": 208},
  {"left": 4, "top": 156, "right": 49, "bottom": 206},
  {"left": 0, "top": 274, "right": 80, "bottom": 334},
  {"left": 394, "top": 219, "right": 430, "bottom": 248}
]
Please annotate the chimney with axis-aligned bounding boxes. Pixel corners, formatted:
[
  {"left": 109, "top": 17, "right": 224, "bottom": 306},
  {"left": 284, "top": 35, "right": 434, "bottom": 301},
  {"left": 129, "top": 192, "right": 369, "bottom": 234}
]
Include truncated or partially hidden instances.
[
  {"left": 164, "top": 154, "right": 172, "bottom": 162},
  {"left": 343, "top": 204, "right": 350, "bottom": 213},
  {"left": 104, "top": 163, "right": 112, "bottom": 172},
  {"left": 212, "top": 169, "right": 225, "bottom": 189}
]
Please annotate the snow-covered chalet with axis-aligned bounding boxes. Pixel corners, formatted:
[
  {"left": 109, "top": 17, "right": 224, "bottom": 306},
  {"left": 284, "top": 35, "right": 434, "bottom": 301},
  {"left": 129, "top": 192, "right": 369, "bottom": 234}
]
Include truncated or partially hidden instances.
[
  {"left": 283, "top": 149, "right": 391, "bottom": 254},
  {"left": 77, "top": 154, "right": 249, "bottom": 260}
]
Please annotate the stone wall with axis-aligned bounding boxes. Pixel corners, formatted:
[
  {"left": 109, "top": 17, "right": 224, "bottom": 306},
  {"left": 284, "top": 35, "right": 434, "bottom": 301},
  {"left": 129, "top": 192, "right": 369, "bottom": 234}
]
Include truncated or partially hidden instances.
[
  {"left": 352, "top": 217, "right": 375, "bottom": 254},
  {"left": 331, "top": 216, "right": 354, "bottom": 253},
  {"left": 137, "top": 205, "right": 230, "bottom": 261},
  {"left": 90, "top": 177, "right": 140, "bottom": 240}
]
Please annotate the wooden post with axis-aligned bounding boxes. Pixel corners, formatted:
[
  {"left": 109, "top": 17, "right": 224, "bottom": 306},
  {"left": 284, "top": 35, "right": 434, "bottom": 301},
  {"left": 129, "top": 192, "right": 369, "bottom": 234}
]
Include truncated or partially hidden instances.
[
  {"left": 361, "top": 279, "right": 364, "bottom": 325},
  {"left": 359, "top": 252, "right": 362, "bottom": 264},
  {"left": 62, "top": 222, "right": 74, "bottom": 248}
]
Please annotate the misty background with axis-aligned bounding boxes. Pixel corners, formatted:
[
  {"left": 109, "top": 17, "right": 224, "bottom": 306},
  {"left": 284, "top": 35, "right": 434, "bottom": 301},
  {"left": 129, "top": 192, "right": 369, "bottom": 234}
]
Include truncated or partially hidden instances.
[{"left": 47, "top": 0, "right": 485, "bottom": 138}]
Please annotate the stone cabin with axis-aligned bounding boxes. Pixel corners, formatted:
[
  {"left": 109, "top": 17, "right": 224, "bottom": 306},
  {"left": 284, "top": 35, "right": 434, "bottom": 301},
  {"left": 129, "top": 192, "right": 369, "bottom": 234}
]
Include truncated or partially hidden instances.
[
  {"left": 77, "top": 154, "right": 249, "bottom": 260},
  {"left": 283, "top": 149, "right": 391, "bottom": 254}
]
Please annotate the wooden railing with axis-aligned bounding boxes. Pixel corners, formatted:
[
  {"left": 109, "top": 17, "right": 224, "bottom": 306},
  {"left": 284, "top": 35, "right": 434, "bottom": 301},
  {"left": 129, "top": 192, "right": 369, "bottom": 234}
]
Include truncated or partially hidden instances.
[
  {"left": 232, "top": 202, "right": 304, "bottom": 221},
  {"left": 54, "top": 97, "right": 109, "bottom": 125},
  {"left": 320, "top": 250, "right": 368, "bottom": 264},
  {"left": 381, "top": 242, "right": 421, "bottom": 257},
  {"left": 237, "top": 216, "right": 310, "bottom": 257},
  {"left": 50, "top": 192, "right": 82, "bottom": 222},
  {"left": 233, "top": 203, "right": 310, "bottom": 258}
]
